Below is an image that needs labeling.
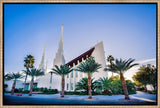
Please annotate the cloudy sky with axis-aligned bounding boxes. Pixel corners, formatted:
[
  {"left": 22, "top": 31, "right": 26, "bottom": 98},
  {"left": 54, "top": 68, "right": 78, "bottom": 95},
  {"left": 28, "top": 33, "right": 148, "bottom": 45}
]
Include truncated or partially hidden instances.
[{"left": 4, "top": 4, "right": 156, "bottom": 80}]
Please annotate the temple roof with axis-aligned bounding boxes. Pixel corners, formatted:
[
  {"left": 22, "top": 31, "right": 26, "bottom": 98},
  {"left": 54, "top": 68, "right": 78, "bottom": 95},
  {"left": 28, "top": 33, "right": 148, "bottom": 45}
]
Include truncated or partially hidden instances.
[{"left": 65, "top": 47, "right": 95, "bottom": 67}]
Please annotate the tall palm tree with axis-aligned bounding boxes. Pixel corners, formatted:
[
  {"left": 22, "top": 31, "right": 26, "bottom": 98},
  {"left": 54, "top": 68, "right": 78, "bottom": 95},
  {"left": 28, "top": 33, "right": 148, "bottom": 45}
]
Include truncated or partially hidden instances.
[
  {"left": 104, "top": 58, "right": 138, "bottom": 100},
  {"left": 28, "top": 68, "right": 44, "bottom": 96},
  {"left": 76, "top": 56, "right": 101, "bottom": 99},
  {"left": 22, "top": 69, "right": 30, "bottom": 91},
  {"left": 51, "top": 65, "right": 73, "bottom": 97},
  {"left": 4, "top": 72, "right": 23, "bottom": 95},
  {"left": 23, "top": 55, "right": 35, "bottom": 91},
  {"left": 107, "top": 55, "right": 114, "bottom": 77}
]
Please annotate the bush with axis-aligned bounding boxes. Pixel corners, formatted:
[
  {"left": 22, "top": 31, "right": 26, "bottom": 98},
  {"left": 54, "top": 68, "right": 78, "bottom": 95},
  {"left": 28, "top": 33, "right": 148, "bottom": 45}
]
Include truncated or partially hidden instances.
[
  {"left": 31, "top": 87, "right": 58, "bottom": 94},
  {"left": 79, "top": 91, "right": 87, "bottom": 95},
  {"left": 126, "top": 80, "right": 136, "bottom": 94},
  {"left": 18, "top": 88, "right": 23, "bottom": 93},
  {"left": 22, "top": 90, "right": 29, "bottom": 93},
  {"left": 14, "top": 88, "right": 19, "bottom": 93},
  {"left": 136, "top": 87, "right": 145, "bottom": 91},
  {"left": 4, "top": 84, "right": 8, "bottom": 92},
  {"left": 151, "top": 89, "right": 157, "bottom": 94},
  {"left": 32, "top": 88, "right": 40, "bottom": 91}
]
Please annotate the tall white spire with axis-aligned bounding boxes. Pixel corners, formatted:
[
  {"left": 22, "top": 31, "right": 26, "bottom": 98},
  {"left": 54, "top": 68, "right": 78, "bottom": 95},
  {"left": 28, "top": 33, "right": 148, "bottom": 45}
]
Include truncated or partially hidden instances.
[
  {"left": 53, "top": 24, "right": 65, "bottom": 67},
  {"left": 38, "top": 44, "right": 46, "bottom": 74}
]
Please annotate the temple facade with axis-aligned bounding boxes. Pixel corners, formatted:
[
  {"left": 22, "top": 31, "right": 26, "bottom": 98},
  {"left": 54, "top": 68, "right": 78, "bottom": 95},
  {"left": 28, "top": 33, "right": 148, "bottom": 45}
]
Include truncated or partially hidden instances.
[
  {"left": 35, "top": 24, "right": 108, "bottom": 91},
  {"left": 4, "top": 25, "right": 108, "bottom": 92},
  {"left": 65, "top": 41, "right": 107, "bottom": 91}
]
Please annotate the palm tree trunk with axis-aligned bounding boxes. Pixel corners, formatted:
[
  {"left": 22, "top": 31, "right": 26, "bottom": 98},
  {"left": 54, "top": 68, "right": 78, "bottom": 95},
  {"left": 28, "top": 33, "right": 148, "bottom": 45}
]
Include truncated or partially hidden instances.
[
  {"left": 23, "top": 74, "right": 27, "bottom": 91},
  {"left": 29, "top": 77, "right": 34, "bottom": 96},
  {"left": 120, "top": 73, "right": 130, "bottom": 100},
  {"left": 61, "top": 76, "right": 65, "bottom": 97},
  {"left": 88, "top": 74, "right": 92, "bottom": 99},
  {"left": 50, "top": 73, "right": 52, "bottom": 84},
  {"left": 11, "top": 80, "right": 16, "bottom": 95}
]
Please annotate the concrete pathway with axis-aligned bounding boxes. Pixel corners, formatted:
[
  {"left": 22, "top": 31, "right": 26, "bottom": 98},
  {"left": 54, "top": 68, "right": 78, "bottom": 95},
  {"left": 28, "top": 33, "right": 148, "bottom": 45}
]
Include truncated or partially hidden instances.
[{"left": 4, "top": 91, "right": 157, "bottom": 105}]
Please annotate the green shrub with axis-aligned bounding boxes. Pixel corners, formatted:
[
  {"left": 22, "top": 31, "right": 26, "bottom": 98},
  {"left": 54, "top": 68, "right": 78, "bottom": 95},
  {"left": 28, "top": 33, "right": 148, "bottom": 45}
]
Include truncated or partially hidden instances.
[
  {"left": 151, "top": 89, "right": 157, "bottom": 94},
  {"left": 4, "top": 84, "right": 8, "bottom": 92},
  {"left": 22, "top": 90, "right": 29, "bottom": 93},
  {"left": 79, "top": 92, "right": 87, "bottom": 95},
  {"left": 14, "top": 88, "right": 19, "bottom": 93}
]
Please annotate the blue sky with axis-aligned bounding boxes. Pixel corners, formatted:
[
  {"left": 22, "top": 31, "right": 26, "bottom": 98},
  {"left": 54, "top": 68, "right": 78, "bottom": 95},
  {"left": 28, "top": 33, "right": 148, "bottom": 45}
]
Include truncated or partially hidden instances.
[{"left": 4, "top": 4, "right": 156, "bottom": 73}]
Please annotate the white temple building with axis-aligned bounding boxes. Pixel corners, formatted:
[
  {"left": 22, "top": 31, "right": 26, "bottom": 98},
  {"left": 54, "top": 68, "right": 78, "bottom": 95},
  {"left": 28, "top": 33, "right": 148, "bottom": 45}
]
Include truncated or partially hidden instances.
[
  {"left": 5, "top": 25, "right": 108, "bottom": 92},
  {"left": 35, "top": 24, "right": 108, "bottom": 91}
]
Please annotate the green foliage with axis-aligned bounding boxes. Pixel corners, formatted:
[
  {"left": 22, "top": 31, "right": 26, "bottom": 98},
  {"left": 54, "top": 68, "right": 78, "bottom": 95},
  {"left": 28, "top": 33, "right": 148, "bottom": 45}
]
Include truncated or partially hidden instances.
[
  {"left": 24, "top": 55, "right": 35, "bottom": 69},
  {"left": 75, "top": 76, "right": 136, "bottom": 95},
  {"left": 104, "top": 58, "right": 138, "bottom": 75},
  {"left": 126, "top": 80, "right": 136, "bottom": 94},
  {"left": 98, "top": 77, "right": 112, "bottom": 92},
  {"left": 4, "top": 84, "right": 8, "bottom": 92},
  {"left": 75, "top": 77, "right": 97, "bottom": 93},
  {"left": 51, "top": 65, "right": 73, "bottom": 77},
  {"left": 4, "top": 72, "right": 24, "bottom": 81},
  {"left": 151, "top": 89, "right": 157, "bottom": 94},
  {"left": 14, "top": 88, "right": 23, "bottom": 93},
  {"left": 133, "top": 64, "right": 157, "bottom": 89},
  {"left": 107, "top": 55, "right": 114, "bottom": 64},
  {"left": 29, "top": 68, "right": 44, "bottom": 78},
  {"left": 32, "top": 87, "right": 58, "bottom": 94},
  {"left": 76, "top": 56, "right": 101, "bottom": 74},
  {"left": 22, "top": 90, "right": 30, "bottom": 93},
  {"left": 4, "top": 84, "right": 8, "bottom": 89}
]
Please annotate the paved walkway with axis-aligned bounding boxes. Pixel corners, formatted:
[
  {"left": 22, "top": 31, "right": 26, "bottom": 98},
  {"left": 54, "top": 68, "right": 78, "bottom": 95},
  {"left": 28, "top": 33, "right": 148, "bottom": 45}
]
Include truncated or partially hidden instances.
[{"left": 4, "top": 91, "right": 157, "bottom": 105}]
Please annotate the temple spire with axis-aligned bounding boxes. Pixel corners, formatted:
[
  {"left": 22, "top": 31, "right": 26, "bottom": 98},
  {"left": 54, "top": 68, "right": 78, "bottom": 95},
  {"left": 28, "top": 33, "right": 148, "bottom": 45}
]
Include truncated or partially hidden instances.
[
  {"left": 45, "top": 60, "right": 48, "bottom": 74},
  {"left": 53, "top": 24, "right": 65, "bottom": 67},
  {"left": 38, "top": 44, "right": 46, "bottom": 74}
]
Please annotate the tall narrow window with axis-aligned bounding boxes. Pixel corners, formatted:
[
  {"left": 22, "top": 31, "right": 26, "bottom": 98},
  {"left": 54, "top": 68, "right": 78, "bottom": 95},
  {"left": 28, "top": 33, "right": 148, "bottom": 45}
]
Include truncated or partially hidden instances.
[
  {"left": 76, "top": 71, "right": 78, "bottom": 78},
  {"left": 67, "top": 83, "right": 69, "bottom": 90},
  {"left": 71, "top": 83, "right": 73, "bottom": 90},
  {"left": 67, "top": 74, "right": 69, "bottom": 78},
  {"left": 71, "top": 70, "right": 73, "bottom": 78}
]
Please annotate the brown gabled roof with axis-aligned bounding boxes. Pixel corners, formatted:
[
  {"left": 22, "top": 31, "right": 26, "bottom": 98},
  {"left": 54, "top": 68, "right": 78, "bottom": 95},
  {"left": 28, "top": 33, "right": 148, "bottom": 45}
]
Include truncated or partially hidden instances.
[{"left": 65, "top": 47, "right": 95, "bottom": 67}]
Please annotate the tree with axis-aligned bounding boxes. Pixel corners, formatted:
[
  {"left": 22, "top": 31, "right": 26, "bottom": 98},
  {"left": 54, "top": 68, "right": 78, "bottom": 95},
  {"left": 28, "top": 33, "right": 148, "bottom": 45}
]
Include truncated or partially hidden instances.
[
  {"left": 132, "top": 64, "right": 157, "bottom": 90},
  {"left": 104, "top": 58, "right": 138, "bottom": 100},
  {"left": 98, "top": 77, "right": 113, "bottom": 93},
  {"left": 107, "top": 55, "right": 114, "bottom": 77},
  {"left": 51, "top": 65, "right": 73, "bottom": 97},
  {"left": 28, "top": 68, "right": 44, "bottom": 96},
  {"left": 4, "top": 72, "right": 23, "bottom": 95},
  {"left": 76, "top": 56, "right": 101, "bottom": 99},
  {"left": 23, "top": 55, "right": 35, "bottom": 91},
  {"left": 75, "top": 77, "right": 98, "bottom": 93}
]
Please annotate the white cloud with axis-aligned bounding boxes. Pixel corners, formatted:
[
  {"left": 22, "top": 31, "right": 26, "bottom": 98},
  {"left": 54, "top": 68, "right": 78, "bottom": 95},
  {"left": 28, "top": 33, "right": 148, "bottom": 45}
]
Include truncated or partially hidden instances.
[
  {"left": 135, "top": 58, "right": 156, "bottom": 64},
  {"left": 124, "top": 58, "right": 156, "bottom": 81}
]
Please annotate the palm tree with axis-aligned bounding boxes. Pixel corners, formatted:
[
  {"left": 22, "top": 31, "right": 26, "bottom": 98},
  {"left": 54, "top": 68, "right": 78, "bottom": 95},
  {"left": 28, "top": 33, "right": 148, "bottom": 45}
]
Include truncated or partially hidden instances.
[
  {"left": 23, "top": 55, "right": 35, "bottom": 91},
  {"left": 4, "top": 72, "right": 23, "bottom": 95},
  {"left": 104, "top": 58, "right": 138, "bottom": 100},
  {"left": 76, "top": 56, "right": 101, "bottom": 99},
  {"left": 98, "top": 77, "right": 113, "bottom": 93},
  {"left": 107, "top": 55, "right": 114, "bottom": 77},
  {"left": 22, "top": 69, "right": 30, "bottom": 91},
  {"left": 51, "top": 65, "right": 73, "bottom": 97},
  {"left": 28, "top": 68, "right": 44, "bottom": 96},
  {"left": 76, "top": 77, "right": 98, "bottom": 93}
]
